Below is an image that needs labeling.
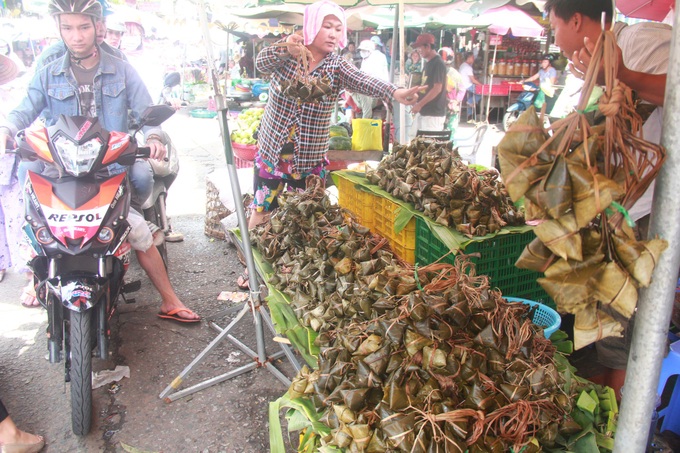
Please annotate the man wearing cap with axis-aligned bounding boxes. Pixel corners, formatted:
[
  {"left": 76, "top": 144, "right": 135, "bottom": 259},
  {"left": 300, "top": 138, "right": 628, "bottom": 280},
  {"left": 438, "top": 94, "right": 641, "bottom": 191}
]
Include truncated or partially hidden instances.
[
  {"left": 353, "top": 39, "right": 389, "bottom": 119},
  {"left": 408, "top": 33, "right": 448, "bottom": 140}
]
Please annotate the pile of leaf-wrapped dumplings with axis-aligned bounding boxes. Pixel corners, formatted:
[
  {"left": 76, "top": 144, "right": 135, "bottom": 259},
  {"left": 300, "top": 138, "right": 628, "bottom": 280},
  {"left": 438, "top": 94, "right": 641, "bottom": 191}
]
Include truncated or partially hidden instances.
[
  {"left": 366, "top": 137, "right": 524, "bottom": 236},
  {"left": 497, "top": 30, "right": 667, "bottom": 349},
  {"left": 252, "top": 176, "right": 614, "bottom": 452}
]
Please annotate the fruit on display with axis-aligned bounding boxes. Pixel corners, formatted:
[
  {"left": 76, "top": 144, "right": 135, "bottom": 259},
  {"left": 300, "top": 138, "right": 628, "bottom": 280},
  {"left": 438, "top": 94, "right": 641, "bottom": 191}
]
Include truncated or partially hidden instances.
[{"left": 230, "top": 107, "right": 264, "bottom": 145}]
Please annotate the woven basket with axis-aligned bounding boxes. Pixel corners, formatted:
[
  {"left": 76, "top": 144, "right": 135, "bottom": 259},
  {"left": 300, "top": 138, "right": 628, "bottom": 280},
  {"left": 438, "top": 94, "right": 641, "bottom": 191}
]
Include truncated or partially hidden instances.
[{"left": 205, "top": 180, "right": 231, "bottom": 240}]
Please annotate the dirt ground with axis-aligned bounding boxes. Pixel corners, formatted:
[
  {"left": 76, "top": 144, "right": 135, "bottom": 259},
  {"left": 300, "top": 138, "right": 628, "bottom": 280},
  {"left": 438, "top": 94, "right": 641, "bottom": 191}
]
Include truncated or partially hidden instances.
[{"left": 0, "top": 110, "right": 300, "bottom": 452}]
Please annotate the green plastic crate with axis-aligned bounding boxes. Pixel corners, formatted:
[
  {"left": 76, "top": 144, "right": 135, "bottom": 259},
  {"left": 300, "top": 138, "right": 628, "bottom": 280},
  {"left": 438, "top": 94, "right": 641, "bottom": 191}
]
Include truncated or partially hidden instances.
[{"left": 415, "top": 218, "right": 555, "bottom": 309}]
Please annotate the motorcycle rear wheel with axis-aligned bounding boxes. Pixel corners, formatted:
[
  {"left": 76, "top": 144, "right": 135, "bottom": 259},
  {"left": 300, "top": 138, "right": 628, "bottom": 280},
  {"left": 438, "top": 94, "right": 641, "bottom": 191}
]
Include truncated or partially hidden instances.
[
  {"left": 69, "top": 310, "right": 93, "bottom": 436},
  {"left": 144, "top": 201, "right": 168, "bottom": 269},
  {"left": 502, "top": 110, "right": 521, "bottom": 132}
]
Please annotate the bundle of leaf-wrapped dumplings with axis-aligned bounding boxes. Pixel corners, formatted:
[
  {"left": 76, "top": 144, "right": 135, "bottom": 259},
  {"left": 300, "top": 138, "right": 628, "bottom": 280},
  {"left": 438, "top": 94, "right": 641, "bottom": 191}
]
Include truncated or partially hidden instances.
[{"left": 497, "top": 30, "right": 667, "bottom": 349}]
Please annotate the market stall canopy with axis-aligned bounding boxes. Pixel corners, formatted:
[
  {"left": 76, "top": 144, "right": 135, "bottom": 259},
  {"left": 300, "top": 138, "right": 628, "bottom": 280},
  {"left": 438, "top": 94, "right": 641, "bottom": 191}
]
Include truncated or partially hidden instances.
[
  {"left": 616, "top": 0, "right": 675, "bottom": 22},
  {"left": 474, "top": 4, "right": 544, "bottom": 37}
]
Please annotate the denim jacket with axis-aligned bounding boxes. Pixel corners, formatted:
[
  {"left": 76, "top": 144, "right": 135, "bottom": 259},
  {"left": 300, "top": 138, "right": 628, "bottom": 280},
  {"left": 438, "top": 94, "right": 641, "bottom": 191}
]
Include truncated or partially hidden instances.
[{"left": 3, "top": 45, "right": 159, "bottom": 139}]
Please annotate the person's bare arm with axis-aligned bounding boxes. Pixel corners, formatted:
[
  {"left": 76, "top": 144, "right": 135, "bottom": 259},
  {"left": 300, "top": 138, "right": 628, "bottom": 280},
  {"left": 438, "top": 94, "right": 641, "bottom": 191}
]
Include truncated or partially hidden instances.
[
  {"left": 524, "top": 73, "right": 539, "bottom": 83},
  {"left": 411, "top": 82, "right": 443, "bottom": 114},
  {"left": 571, "top": 36, "right": 666, "bottom": 106},
  {"left": 470, "top": 74, "right": 482, "bottom": 85}
]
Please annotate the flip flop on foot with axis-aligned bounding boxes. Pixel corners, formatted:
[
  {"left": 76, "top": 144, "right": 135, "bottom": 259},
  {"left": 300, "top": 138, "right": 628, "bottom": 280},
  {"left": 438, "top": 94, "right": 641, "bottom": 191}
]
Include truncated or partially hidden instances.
[
  {"left": 236, "top": 271, "right": 249, "bottom": 290},
  {"left": 158, "top": 308, "right": 201, "bottom": 323},
  {"left": 20, "top": 284, "right": 41, "bottom": 308}
]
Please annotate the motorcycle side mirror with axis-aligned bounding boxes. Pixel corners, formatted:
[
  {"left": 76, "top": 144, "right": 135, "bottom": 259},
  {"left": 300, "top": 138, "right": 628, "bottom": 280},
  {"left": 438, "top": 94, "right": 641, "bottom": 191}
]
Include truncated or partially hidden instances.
[
  {"left": 139, "top": 104, "right": 176, "bottom": 127},
  {"left": 163, "top": 71, "right": 181, "bottom": 89}
]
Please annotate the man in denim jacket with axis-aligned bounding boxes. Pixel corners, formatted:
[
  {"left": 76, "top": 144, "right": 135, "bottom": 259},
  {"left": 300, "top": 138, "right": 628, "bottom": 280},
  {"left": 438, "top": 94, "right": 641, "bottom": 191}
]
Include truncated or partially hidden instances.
[{"left": 0, "top": 0, "right": 199, "bottom": 322}]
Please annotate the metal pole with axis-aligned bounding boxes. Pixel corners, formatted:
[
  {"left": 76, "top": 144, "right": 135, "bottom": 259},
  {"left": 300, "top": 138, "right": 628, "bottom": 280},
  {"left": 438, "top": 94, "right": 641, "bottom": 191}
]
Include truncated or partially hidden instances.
[
  {"left": 398, "top": 0, "right": 406, "bottom": 144},
  {"left": 485, "top": 43, "right": 497, "bottom": 123},
  {"left": 614, "top": 5, "right": 680, "bottom": 451}
]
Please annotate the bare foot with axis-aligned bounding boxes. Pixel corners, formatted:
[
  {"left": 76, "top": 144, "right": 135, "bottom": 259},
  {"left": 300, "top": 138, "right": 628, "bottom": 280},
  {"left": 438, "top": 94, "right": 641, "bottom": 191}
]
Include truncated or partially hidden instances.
[
  {"left": 20, "top": 283, "right": 41, "bottom": 308},
  {"left": 0, "top": 415, "right": 45, "bottom": 451}
]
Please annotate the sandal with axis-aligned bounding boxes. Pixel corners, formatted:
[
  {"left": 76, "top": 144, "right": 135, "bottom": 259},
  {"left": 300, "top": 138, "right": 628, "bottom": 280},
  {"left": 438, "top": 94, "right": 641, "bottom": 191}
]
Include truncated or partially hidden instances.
[{"left": 20, "top": 283, "right": 41, "bottom": 308}]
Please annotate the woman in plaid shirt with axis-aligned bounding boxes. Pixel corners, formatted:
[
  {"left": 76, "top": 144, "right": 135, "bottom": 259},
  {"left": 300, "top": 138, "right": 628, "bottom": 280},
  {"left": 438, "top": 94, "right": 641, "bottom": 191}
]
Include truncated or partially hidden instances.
[{"left": 250, "top": 0, "right": 422, "bottom": 229}]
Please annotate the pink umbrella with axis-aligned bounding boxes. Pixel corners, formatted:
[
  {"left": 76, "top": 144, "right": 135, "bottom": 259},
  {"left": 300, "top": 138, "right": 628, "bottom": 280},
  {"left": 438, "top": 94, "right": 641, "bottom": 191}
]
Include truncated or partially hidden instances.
[
  {"left": 616, "top": 0, "right": 674, "bottom": 22},
  {"left": 475, "top": 5, "right": 544, "bottom": 38}
]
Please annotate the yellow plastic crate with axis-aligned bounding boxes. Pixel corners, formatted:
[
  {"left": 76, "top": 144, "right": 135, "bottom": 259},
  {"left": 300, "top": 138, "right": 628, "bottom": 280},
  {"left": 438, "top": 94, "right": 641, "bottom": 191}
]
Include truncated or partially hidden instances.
[
  {"left": 336, "top": 173, "right": 374, "bottom": 230},
  {"left": 373, "top": 196, "right": 416, "bottom": 264}
]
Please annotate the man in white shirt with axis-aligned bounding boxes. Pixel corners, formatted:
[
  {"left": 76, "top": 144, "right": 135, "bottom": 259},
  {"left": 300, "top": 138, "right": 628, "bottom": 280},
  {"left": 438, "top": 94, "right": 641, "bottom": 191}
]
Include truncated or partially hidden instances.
[
  {"left": 458, "top": 52, "right": 482, "bottom": 120},
  {"left": 352, "top": 40, "right": 389, "bottom": 118}
]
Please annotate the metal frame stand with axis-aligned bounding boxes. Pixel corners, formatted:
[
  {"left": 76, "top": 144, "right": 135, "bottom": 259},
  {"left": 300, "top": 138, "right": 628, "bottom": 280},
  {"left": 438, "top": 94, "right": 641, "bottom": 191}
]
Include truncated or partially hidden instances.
[{"left": 158, "top": 107, "right": 302, "bottom": 403}]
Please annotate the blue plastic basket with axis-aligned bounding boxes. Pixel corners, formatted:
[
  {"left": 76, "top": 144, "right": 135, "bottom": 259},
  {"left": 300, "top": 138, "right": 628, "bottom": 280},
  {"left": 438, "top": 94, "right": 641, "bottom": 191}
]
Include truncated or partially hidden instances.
[{"left": 505, "top": 297, "right": 561, "bottom": 339}]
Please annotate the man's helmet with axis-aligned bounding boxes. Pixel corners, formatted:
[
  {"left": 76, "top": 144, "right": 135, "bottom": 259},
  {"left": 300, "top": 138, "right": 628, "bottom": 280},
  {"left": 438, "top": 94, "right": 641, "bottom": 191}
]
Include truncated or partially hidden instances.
[
  {"left": 542, "top": 54, "right": 555, "bottom": 62},
  {"left": 48, "top": 0, "right": 102, "bottom": 19}
]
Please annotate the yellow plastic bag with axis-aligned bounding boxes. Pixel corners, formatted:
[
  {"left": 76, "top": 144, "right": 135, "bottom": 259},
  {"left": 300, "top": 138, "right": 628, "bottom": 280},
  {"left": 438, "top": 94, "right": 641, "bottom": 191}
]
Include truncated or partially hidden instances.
[{"left": 351, "top": 119, "right": 383, "bottom": 151}]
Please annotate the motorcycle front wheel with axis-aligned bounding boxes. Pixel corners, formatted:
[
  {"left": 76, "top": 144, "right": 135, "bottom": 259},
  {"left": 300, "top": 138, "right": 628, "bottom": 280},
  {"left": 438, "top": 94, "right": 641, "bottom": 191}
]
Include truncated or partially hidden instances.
[
  {"left": 502, "top": 110, "right": 521, "bottom": 132},
  {"left": 69, "top": 310, "right": 93, "bottom": 436}
]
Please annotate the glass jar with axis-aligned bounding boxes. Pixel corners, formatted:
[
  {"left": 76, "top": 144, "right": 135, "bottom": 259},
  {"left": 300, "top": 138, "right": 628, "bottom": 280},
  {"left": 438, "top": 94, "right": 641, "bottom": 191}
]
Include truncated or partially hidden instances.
[
  {"left": 522, "top": 61, "right": 530, "bottom": 77},
  {"left": 514, "top": 59, "right": 523, "bottom": 77},
  {"left": 506, "top": 60, "right": 514, "bottom": 77},
  {"left": 498, "top": 59, "right": 506, "bottom": 76}
]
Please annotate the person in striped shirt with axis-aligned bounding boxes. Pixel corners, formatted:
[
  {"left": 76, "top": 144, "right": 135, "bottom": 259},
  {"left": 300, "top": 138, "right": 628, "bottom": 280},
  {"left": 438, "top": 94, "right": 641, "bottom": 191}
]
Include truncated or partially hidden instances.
[{"left": 249, "top": 0, "right": 422, "bottom": 229}]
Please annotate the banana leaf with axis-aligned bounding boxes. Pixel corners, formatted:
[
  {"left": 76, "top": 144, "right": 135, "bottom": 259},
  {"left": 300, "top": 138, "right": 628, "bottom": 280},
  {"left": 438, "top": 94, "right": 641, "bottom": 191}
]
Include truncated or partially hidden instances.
[
  {"left": 568, "top": 164, "right": 624, "bottom": 228},
  {"left": 515, "top": 237, "right": 555, "bottom": 273},
  {"left": 538, "top": 262, "right": 605, "bottom": 313},
  {"left": 591, "top": 261, "right": 638, "bottom": 319},
  {"left": 543, "top": 252, "right": 605, "bottom": 279},
  {"left": 573, "top": 305, "right": 624, "bottom": 350},
  {"left": 380, "top": 409, "right": 416, "bottom": 451},
  {"left": 611, "top": 234, "right": 668, "bottom": 287},
  {"left": 364, "top": 344, "right": 392, "bottom": 376},
  {"left": 356, "top": 334, "right": 383, "bottom": 356},
  {"left": 565, "top": 134, "right": 600, "bottom": 168},
  {"left": 422, "top": 345, "right": 448, "bottom": 370},
  {"left": 525, "top": 155, "right": 572, "bottom": 219},
  {"left": 534, "top": 214, "right": 582, "bottom": 261},
  {"left": 405, "top": 329, "right": 434, "bottom": 356},
  {"left": 341, "top": 388, "right": 370, "bottom": 412}
]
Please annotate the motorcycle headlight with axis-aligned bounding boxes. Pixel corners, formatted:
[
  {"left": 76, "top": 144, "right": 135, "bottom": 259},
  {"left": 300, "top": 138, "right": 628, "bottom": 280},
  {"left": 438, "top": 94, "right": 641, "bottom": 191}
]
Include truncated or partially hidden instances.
[{"left": 53, "top": 135, "right": 104, "bottom": 176}]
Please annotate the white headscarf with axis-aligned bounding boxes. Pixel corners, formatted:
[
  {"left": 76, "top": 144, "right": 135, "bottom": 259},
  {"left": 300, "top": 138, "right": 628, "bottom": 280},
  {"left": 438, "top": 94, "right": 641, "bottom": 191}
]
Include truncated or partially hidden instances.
[{"left": 303, "top": 0, "right": 347, "bottom": 50}]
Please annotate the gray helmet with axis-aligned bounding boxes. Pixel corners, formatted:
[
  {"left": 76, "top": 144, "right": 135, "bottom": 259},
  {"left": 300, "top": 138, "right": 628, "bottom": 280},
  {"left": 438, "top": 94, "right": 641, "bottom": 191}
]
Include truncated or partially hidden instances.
[{"left": 48, "top": 0, "right": 102, "bottom": 19}]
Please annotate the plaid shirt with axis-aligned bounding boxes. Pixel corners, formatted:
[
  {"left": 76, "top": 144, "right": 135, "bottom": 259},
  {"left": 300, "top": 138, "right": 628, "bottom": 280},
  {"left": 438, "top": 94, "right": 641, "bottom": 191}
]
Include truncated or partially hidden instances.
[{"left": 256, "top": 41, "right": 397, "bottom": 172}]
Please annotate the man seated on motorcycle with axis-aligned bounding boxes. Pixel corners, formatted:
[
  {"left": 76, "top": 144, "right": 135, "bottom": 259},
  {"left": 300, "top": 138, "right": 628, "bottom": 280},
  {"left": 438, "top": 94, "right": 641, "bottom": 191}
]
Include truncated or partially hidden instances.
[
  {"left": 0, "top": 0, "right": 199, "bottom": 322},
  {"left": 521, "top": 54, "right": 559, "bottom": 114}
]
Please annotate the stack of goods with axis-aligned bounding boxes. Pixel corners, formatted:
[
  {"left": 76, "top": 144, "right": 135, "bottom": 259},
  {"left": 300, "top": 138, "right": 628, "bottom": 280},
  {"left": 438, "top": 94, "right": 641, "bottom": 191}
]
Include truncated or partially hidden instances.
[
  {"left": 230, "top": 107, "right": 264, "bottom": 146},
  {"left": 251, "top": 176, "right": 617, "bottom": 452},
  {"left": 497, "top": 30, "right": 667, "bottom": 349},
  {"left": 366, "top": 137, "right": 525, "bottom": 236}
]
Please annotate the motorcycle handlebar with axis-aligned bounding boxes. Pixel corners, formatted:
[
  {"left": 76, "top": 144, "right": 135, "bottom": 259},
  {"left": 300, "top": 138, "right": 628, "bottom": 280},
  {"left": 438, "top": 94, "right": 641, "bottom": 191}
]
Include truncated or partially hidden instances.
[{"left": 135, "top": 146, "right": 169, "bottom": 162}]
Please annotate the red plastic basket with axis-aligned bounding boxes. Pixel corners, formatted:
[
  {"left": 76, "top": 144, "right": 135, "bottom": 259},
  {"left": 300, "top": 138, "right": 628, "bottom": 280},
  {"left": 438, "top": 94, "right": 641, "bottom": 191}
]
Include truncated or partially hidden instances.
[{"left": 475, "top": 84, "right": 510, "bottom": 96}]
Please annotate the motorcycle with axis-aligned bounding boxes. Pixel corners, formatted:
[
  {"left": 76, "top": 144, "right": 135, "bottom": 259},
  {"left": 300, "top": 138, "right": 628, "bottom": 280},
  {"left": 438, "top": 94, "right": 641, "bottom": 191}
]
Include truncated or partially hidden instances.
[
  {"left": 142, "top": 128, "right": 180, "bottom": 268},
  {"left": 502, "top": 81, "right": 564, "bottom": 132},
  {"left": 145, "top": 71, "right": 183, "bottom": 267},
  {"left": 16, "top": 104, "right": 176, "bottom": 436},
  {"left": 502, "top": 82, "right": 541, "bottom": 132}
]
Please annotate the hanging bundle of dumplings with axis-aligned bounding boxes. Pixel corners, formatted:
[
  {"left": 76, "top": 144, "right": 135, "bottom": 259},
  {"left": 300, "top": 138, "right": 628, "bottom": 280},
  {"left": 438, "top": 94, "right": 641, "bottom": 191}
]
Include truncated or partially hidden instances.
[{"left": 497, "top": 29, "right": 667, "bottom": 349}]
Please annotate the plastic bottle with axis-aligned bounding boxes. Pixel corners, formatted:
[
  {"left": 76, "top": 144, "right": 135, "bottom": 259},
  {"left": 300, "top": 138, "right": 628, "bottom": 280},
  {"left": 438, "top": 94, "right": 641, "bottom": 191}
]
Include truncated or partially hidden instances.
[
  {"left": 498, "top": 59, "right": 506, "bottom": 76},
  {"left": 506, "top": 60, "right": 514, "bottom": 78}
]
